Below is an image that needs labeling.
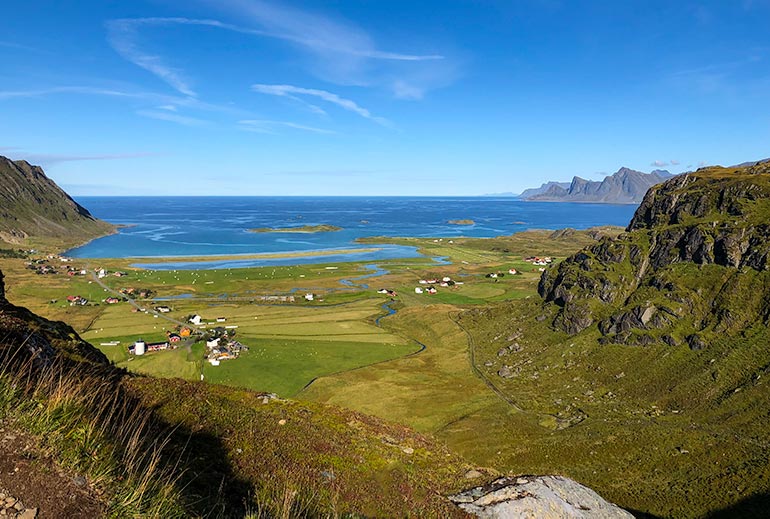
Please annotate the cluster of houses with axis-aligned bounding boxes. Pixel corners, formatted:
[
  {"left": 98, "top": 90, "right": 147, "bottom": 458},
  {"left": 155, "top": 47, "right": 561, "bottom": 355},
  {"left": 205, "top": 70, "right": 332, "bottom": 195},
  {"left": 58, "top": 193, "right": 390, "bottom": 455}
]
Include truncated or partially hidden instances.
[
  {"left": 414, "top": 276, "right": 461, "bottom": 295},
  {"left": 486, "top": 268, "right": 521, "bottom": 279},
  {"left": 127, "top": 329, "right": 189, "bottom": 356},
  {"left": 97, "top": 268, "right": 128, "bottom": 279},
  {"left": 119, "top": 287, "right": 155, "bottom": 299},
  {"left": 25, "top": 258, "right": 82, "bottom": 276},
  {"left": 66, "top": 295, "right": 89, "bottom": 306},
  {"left": 525, "top": 256, "right": 553, "bottom": 266},
  {"left": 129, "top": 338, "right": 177, "bottom": 355},
  {"left": 205, "top": 334, "right": 248, "bottom": 366}
]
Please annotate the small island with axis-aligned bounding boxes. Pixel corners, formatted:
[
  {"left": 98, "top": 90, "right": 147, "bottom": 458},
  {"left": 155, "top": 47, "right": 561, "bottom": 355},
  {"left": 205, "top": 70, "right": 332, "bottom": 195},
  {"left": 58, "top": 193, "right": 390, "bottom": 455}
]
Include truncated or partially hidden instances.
[
  {"left": 447, "top": 219, "right": 475, "bottom": 225},
  {"left": 248, "top": 224, "right": 342, "bottom": 233}
]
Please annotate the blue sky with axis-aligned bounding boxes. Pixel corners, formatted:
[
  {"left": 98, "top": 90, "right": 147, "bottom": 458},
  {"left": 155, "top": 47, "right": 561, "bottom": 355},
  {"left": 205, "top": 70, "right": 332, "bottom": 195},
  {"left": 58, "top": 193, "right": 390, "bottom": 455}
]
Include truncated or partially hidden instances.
[{"left": 1, "top": 1, "right": 769, "bottom": 195}]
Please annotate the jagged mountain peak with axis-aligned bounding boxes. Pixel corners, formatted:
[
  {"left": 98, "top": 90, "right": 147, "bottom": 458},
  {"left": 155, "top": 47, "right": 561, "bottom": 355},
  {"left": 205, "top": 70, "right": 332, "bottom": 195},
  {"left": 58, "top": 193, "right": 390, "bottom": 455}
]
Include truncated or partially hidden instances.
[{"left": 521, "top": 166, "right": 673, "bottom": 204}]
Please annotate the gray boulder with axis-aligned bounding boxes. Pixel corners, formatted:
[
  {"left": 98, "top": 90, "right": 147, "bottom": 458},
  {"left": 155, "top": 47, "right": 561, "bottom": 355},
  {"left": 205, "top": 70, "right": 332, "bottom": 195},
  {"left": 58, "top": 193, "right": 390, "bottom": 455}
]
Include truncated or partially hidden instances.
[{"left": 450, "top": 475, "right": 633, "bottom": 518}]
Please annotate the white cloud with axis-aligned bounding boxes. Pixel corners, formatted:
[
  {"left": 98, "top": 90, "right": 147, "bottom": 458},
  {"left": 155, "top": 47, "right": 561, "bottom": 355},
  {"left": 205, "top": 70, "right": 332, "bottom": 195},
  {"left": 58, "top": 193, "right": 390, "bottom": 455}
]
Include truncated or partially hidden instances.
[
  {"left": 209, "top": 3, "right": 442, "bottom": 62},
  {"left": 251, "top": 84, "right": 389, "bottom": 125},
  {"left": 106, "top": 8, "right": 451, "bottom": 100},
  {"left": 651, "top": 160, "right": 668, "bottom": 167},
  {"left": 670, "top": 159, "right": 681, "bottom": 165},
  {"left": 136, "top": 109, "right": 208, "bottom": 127},
  {"left": 107, "top": 19, "right": 197, "bottom": 97},
  {"left": 239, "top": 119, "right": 336, "bottom": 135},
  {"left": 13, "top": 151, "right": 158, "bottom": 166}
]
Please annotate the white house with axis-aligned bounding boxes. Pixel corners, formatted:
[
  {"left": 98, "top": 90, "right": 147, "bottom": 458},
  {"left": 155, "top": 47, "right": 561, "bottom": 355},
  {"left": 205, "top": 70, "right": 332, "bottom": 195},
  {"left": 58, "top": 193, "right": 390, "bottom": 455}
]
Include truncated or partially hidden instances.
[
  {"left": 97, "top": 268, "right": 106, "bottom": 279},
  {"left": 414, "top": 287, "right": 424, "bottom": 294},
  {"left": 189, "top": 315, "right": 202, "bottom": 325},
  {"left": 206, "top": 337, "right": 221, "bottom": 348},
  {"left": 305, "top": 293, "right": 314, "bottom": 301}
]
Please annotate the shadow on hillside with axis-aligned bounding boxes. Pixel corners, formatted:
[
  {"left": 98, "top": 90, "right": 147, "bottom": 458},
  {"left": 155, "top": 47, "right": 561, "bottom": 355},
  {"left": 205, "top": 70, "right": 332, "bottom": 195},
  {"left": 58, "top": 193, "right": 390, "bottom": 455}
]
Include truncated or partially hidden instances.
[
  {"left": 0, "top": 350, "right": 253, "bottom": 517},
  {"left": 626, "top": 509, "right": 661, "bottom": 519},
  {"left": 706, "top": 493, "right": 770, "bottom": 519},
  {"left": 157, "top": 417, "right": 254, "bottom": 517}
]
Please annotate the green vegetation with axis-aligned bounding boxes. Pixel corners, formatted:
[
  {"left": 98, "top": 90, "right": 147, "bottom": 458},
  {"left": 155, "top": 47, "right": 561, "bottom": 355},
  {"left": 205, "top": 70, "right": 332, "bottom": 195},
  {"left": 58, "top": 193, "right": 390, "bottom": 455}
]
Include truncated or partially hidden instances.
[
  {"left": 202, "top": 338, "right": 418, "bottom": 396},
  {"left": 0, "top": 156, "right": 114, "bottom": 248},
  {"left": 248, "top": 224, "right": 342, "bottom": 233},
  {"left": 9, "top": 160, "right": 770, "bottom": 519},
  {"left": 0, "top": 359, "right": 187, "bottom": 517}
]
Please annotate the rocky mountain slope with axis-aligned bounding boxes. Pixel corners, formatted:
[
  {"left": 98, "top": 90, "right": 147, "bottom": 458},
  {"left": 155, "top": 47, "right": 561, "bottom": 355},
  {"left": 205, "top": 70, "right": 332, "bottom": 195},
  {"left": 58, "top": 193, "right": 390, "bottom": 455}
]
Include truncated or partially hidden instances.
[
  {"left": 522, "top": 167, "right": 673, "bottom": 204},
  {"left": 518, "top": 181, "right": 571, "bottom": 199},
  {"left": 539, "top": 161, "right": 770, "bottom": 343},
  {"left": 459, "top": 160, "right": 770, "bottom": 517},
  {"left": 0, "top": 156, "right": 113, "bottom": 247}
]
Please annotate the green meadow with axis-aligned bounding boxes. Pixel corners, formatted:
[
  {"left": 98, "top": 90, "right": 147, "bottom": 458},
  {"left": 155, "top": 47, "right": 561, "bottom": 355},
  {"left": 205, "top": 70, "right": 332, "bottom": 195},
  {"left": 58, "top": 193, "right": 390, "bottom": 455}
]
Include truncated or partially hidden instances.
[{"left": 17, "top": 227, "right": 738, "bottom": 514}]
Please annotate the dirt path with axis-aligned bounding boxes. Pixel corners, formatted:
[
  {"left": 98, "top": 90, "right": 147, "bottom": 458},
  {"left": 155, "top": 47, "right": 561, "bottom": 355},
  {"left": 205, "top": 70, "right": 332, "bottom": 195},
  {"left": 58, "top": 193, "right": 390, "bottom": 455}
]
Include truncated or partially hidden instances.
[
  {"left": 0, "top": 421, "right": 105, "bottom": 518},
  {"left": 448, "top": 310, "right": 524, "bottom": 412}
]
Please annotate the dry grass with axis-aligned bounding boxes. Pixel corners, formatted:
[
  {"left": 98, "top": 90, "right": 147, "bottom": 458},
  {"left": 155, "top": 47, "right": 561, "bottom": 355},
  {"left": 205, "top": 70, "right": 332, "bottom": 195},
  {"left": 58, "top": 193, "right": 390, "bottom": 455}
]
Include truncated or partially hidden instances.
[{"left": 0, "top": 341, "right": 187, "bottom": 517}]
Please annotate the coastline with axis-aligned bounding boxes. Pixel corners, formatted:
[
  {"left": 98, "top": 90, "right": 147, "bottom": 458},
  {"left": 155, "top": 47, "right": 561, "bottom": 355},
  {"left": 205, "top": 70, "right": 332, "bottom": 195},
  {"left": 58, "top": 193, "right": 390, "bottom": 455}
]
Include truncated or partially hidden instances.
[
  {"left": 120, "top": 247, "right": 384, "bottom": 263},
  {"left": 248, "top": 224, "right": 342, "bottom": 234}
]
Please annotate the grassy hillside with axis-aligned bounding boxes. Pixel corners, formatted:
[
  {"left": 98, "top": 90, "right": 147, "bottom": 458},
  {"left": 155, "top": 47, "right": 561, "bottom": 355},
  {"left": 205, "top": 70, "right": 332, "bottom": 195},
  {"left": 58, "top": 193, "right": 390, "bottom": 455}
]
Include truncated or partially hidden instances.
[
  {"left": 456, "top": 163, "right": 770, "bottom": 517},
  {"left": 0, "top": 156, "right": 114, "bottom": 248},
  {"left": 0, "top": 268, "right": 482, "bottom": 517}
]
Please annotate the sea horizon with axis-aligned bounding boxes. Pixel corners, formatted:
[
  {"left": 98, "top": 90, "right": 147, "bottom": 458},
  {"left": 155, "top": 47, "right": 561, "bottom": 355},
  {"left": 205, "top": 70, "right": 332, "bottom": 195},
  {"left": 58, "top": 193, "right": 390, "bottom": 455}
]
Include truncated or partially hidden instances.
[{"left": 67, "top": 196, "right": 637, "bottom": 268}]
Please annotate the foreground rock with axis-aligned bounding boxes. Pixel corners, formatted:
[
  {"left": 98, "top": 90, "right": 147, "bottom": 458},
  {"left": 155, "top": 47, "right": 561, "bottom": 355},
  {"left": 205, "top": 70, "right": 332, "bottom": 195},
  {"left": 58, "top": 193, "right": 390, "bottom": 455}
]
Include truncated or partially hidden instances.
[
  {"left": 0, "top": 490, "right": 37, "bottom": 519},
  {"left": 450, "top": 475, "right": 633, "bottom": 518}
]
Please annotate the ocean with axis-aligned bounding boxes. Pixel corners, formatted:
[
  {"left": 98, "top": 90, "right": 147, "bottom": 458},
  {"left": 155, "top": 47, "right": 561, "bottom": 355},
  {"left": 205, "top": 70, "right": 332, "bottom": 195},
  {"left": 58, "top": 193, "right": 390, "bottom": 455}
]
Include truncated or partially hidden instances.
[{"left": 67, "top": 197, "right": 637, "bottom": 268}]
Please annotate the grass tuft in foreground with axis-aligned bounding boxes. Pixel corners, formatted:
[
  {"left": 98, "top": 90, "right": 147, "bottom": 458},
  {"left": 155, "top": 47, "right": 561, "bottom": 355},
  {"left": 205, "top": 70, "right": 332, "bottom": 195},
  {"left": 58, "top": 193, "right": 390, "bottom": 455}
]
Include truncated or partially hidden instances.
[{"left": 0, "top": 349, "right": 187, "bottom": 517}]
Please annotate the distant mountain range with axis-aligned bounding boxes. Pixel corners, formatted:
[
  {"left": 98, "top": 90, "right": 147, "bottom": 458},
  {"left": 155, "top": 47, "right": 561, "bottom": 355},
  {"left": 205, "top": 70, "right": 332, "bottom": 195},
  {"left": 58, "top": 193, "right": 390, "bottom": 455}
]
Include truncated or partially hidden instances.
[
  {"left": 518, "top": 167, "right": 674, "bottom": 204},
  {"left": 0, "top": 155, "right": 114, "bottom": 246}
]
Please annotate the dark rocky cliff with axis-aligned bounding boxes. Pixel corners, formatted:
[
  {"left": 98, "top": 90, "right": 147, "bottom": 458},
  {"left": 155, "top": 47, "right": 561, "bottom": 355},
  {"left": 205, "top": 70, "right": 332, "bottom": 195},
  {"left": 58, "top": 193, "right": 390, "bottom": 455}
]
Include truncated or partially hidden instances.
[
  {"left": 0, "top": 269, "right": 109, "bottom": 364},
  {"left": 0, "top": 156, "right": 114, "bottom": 246},
  {"left": 538, "top": 161, "right": 770, "bottom": 346}
]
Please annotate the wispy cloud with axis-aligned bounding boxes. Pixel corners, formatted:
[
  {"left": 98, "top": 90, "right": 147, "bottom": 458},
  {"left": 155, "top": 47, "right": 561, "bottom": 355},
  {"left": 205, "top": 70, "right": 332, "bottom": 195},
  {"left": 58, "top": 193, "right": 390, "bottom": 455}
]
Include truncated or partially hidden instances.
[
  {"left": 0, "top": 40, "right": 39, "bottom": 52},
  {"left": 251, "top": 84, "right": 389, "bottom": 125},
  {"left": 201, "top": 3, "right": 443, "bottom": 61},
  {"left": 136, "top": 109, "right": 208, "bottom": 127},
  {"left": 266, "top": 169, "right": 387, "bottom": 177},
  {"left": 670, "top": 159, "right": 681, "bottom": 166},
  {"left": 0, "top": 86, "right": 154, "bottom": 101},
  {"left": 651, "top": 160, "right": 669, "bottom": 167},
  {"left": 0, "top": 85, "right": 247, "bottom": 120},
  {"left": 106, "top": 8, "right": 451, "bottom": 99},
  {"left": 14, "top": 151, "right": 158, "bottom": 167},
  {"left": 239, "top": 119, "right": 336, "bottom": 135},
  {"left": 107, "top": 19, "right": 198, "bottom": 97}
]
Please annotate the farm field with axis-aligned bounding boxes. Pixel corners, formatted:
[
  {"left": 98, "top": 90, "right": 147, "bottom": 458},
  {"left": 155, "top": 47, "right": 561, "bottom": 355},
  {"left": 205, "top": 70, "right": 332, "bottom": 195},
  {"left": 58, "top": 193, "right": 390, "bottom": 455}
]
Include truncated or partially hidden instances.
[
  {"left": 0, "top": 229, "right": 607, "bottom": 399},
  {"left": 5, "top": 225, "right": 748, "bottom": 516}
]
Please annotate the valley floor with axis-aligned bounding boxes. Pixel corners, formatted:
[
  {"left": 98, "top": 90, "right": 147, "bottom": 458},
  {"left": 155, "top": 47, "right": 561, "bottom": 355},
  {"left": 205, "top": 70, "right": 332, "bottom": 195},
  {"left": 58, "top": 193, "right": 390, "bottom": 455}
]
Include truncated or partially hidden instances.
[{"left": 2, "top": 226, "right": 768, "bottom": 517}]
